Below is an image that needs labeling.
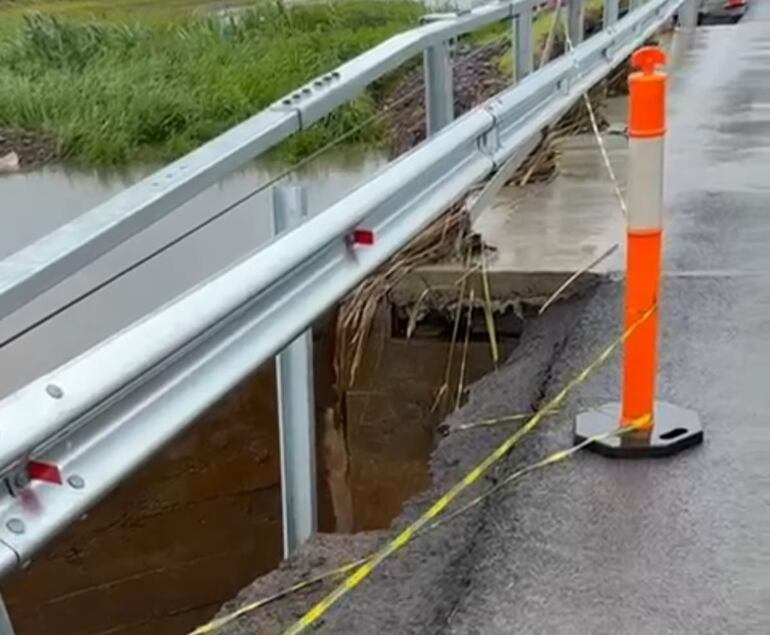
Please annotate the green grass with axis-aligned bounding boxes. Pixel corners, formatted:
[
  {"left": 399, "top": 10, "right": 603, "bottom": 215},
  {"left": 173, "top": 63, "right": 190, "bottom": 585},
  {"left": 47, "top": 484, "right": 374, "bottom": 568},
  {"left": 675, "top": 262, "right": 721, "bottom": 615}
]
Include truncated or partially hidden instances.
[
  {"left": 0, "top": 1, "right": 256, "bottom": 26},
  {"left": 0, "top": 0, "right": 424, "bottom": 166},
  {"left": 0, "top": 0, "right": 618, "bottom": 168},
  {"left": 476, "top": 0, "right": 609, "bottom": 79}
]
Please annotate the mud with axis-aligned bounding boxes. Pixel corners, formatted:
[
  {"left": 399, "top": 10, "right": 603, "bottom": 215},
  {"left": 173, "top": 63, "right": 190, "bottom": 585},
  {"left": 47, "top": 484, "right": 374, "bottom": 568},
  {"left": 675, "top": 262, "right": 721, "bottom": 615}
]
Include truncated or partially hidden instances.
[
  {"left": 211, "top": 14, "right": 770, "bottom": 634},
  {"left": 0, "top": 129, "right": 57, "bottom": 170},
  {"left": 207, "top": 296, "right": 589, "bottom": 635}
]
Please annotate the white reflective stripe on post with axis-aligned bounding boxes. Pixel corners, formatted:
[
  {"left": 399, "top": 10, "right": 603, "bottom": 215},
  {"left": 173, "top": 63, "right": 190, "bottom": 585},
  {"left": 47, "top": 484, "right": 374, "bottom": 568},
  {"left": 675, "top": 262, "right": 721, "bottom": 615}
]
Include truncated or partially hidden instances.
[
  {"left": 0, "top": 595, "right": 14, "bottom": 635},
  {"left": 272, "top": 186, "right": 317, "bottom": 558},
  {"left": 627, "top": 137, "right": 664, "bottom": 231}
]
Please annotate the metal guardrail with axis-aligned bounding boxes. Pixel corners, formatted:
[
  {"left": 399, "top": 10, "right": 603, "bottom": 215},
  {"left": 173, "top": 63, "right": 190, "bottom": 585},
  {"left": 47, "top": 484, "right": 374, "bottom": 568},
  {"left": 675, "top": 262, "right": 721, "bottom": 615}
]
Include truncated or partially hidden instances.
[
  {"left": 0, "top": 0, "right": 691, "bottom": 577},
  {"left": 0, "top": 0, "right": 542, "bottom": 322}
]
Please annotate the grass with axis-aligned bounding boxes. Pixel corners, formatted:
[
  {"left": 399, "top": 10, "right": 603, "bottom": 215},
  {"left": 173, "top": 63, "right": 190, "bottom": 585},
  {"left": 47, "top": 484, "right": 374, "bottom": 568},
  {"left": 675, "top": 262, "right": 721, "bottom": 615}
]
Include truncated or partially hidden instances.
[
  {"left": 480, "top": 0, "right": 608, "bottom": 77},
  {"left": 0, "top": 0, "right": 425, "bottom": 166},
  {"left": 0, "top": 1, "right": 255, "bottom": 26},
  {"left": 0, "top": 0, "right": 617, "bottom": 168}
]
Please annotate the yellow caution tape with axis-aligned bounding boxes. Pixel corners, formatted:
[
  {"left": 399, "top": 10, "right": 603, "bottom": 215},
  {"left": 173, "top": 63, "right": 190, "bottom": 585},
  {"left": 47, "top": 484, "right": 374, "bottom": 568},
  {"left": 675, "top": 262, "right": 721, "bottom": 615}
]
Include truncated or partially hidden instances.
[
  {"left": 434, "top": 415, "right": 648, "bottom": 530},
  {"left": 454, "top": 409, "right": 560, "bottom": 431},
  {"left": 188, "top": 561, "right": 364, "bottom": 635},
  {"left": 189, "top": 411, "right": 650, "bottom": 635},
  {"left": 281, "top": 306, "right": 656, "bottom": 635}
]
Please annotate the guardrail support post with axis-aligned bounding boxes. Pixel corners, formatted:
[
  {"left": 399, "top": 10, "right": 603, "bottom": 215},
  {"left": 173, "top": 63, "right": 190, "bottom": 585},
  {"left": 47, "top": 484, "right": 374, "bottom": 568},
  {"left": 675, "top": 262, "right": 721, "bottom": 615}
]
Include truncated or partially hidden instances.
[
  {"left": 424, "top": 40, "right": 454, "bottom": 136},
  {"left": 272, "top": 186, "right": 317, "bottom": 557},
  {"left": 513, "top": 3, "right": 534, "bottom": 82},
  {"left": 678, "top": 0, "right": 699, "bottom": 27},
  {"left": 0, "top": 595, "right": 15, "bottom": 635},
  {"left": 567, "top": 0, "right": 585, "bottom": 45},
  {"left": 604, "top": 0, "right": 619, "bottom": 27},
  {"left": 575, "top": 47, "right": 703, "bottom": 458},
  {"left": 455, "top": 0, "right": 473, "bottom": 13}
]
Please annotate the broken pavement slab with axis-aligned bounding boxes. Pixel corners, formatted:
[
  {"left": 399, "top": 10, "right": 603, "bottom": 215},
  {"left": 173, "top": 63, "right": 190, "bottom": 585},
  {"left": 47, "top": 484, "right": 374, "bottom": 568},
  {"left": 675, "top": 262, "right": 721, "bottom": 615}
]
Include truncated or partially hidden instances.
[{"left": 390, "top": 97, "right": 629, "bottom": 312}]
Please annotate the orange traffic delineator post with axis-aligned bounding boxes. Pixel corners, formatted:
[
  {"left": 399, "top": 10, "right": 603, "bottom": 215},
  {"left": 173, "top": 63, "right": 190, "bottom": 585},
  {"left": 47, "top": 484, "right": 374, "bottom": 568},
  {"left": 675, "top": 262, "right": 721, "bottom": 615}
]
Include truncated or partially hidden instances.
[{"left": 574, "top": 47, "right": 703, "bottom": 458}]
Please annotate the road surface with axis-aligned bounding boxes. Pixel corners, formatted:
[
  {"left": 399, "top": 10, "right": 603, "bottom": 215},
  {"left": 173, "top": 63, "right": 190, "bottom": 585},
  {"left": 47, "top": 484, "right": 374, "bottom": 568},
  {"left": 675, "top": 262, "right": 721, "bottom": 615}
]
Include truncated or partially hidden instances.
[{"left": 218, "top": 7, "right": 770, "bottom": 634}]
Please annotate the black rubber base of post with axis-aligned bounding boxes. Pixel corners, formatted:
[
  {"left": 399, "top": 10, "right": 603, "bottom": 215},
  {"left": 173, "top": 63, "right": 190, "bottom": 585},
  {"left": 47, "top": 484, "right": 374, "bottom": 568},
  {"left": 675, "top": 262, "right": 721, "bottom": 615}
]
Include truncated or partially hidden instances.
[{"left": 575, "top": 402, "right": 704, "bottom": 458}]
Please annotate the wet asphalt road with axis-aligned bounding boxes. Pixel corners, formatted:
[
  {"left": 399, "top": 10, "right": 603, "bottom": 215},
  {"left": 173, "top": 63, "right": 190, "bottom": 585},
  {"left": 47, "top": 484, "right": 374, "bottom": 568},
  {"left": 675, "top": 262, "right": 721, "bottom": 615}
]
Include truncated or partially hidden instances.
[
  {"left": 443, "top": 9, "right": 770, "bottom": 635},
  {"left": 220, "top": 9, "right": 770, "bottom": 635}
]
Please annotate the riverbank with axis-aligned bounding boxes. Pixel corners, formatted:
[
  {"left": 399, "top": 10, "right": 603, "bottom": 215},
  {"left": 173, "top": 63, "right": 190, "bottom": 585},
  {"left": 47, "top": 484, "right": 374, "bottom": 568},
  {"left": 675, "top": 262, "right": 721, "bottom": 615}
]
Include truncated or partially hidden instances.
[
  {"left": 0, "top": 129, "right": 57, "bottom": 169},
  {"left": 0, "top": 1, "right": 609, "bottom": 170},
  {"left": 0, "top": 0, "right": 254, "bottom": 23},
  {"left": 0, "top": 0, "right": 424, "bottom": 167}
]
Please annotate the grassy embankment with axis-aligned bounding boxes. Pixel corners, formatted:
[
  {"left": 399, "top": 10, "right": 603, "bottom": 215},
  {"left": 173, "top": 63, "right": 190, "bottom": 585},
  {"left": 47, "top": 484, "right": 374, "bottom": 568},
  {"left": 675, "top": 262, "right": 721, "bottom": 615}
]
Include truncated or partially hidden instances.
[
  {"left": 0, "top": 0, "right": 608, "bottom": 168},
  {"left": 0, "top": 0, "right": 424, "bottom": 166},
  {"left": 472, "top": 0, "right": 606, "bottom": 76}
]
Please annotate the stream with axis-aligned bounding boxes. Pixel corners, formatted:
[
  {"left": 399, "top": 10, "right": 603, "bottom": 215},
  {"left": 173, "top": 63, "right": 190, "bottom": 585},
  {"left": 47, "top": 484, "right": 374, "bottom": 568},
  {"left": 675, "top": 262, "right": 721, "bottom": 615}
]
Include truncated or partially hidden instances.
[{"left": 0, "top": 151, "right": 387, "bottom": 396}]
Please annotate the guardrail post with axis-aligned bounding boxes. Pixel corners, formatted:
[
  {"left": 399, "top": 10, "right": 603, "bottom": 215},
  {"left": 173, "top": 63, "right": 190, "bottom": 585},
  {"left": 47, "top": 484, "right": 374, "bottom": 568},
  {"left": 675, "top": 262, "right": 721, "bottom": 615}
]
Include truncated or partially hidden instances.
[
  {"left": 272, "top": 186, "right": 317, "bottom": 557},
  {"left": 678, "top": 0, "right": 699, "bottom": 27},
  {"left": 424, "top": 40, "right": 454, "bottom": 136},
  {"left": 604, "top": 0, "right": 619, "bottom": 27},
  {"left": 567, "top": 0, "right": 585, "bottom": 45},
  {"left": 513, "top": 3, "right": 534, "bottom": 82},
  {"left": 0, "top": 595, "right": 15, "bottom": 635},
  {"left": 575, "top": 47, "right": 703, "bottom": 458},
  {"left": 455, "top": 0, "right": 473, "bottom": 13}
]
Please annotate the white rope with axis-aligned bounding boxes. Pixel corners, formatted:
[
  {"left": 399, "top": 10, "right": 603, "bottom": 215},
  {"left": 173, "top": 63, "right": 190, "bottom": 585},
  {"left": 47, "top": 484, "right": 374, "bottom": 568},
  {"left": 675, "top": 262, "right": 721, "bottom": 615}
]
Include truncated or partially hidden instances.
[
  {"left": 562, "top": 14, "right": 629, "bottom": 218},
  {"left": 537, "top": 13, "right": 630, "bottom": 314}
]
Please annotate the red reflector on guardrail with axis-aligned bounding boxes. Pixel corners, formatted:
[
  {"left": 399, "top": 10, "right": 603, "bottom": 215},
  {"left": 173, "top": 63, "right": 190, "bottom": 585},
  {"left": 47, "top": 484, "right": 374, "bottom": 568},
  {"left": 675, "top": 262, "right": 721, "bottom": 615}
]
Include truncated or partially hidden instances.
[
  {"left": 28, "top": 461, "right": 63, "bottom": 485},
  {"left": 352, "top": 229, "right": 375, "bottom": 246}
]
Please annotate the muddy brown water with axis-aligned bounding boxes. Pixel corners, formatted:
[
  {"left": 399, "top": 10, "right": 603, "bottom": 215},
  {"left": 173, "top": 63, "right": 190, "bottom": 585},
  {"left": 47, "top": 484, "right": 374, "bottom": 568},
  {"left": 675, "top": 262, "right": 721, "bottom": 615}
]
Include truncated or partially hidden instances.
[
  {"left": 0, "top": 62, "right": 653, "bottom": 635},
  {"left": 0, "top": 8, "right": 668, "bottom": 635},
  {"left": 0, "top": 154, "right": 375, "bottom": 634}
]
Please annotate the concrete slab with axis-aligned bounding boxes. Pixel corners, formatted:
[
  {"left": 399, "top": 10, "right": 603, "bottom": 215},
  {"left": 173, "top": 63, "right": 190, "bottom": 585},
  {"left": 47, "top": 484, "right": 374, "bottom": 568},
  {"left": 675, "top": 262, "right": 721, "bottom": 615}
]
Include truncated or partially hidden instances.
[
  {"left": 391, "top": 30, "right": 695, "bottom": 310},
  {"left": 390, "top": 112, "right": 629, "bottom": 309},
  {"left": 475, "top": 129, "right": 628, "bottom": 275},
  {"left": 206, "top": 17, "right": 770, "bottom": 635}
]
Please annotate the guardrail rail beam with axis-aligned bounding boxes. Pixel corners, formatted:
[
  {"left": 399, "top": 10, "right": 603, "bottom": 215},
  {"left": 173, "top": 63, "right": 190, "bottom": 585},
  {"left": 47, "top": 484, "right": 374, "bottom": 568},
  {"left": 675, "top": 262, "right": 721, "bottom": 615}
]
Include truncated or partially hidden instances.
[{"left": 0, "top": 0, "right": 690, "bottom": 579}]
